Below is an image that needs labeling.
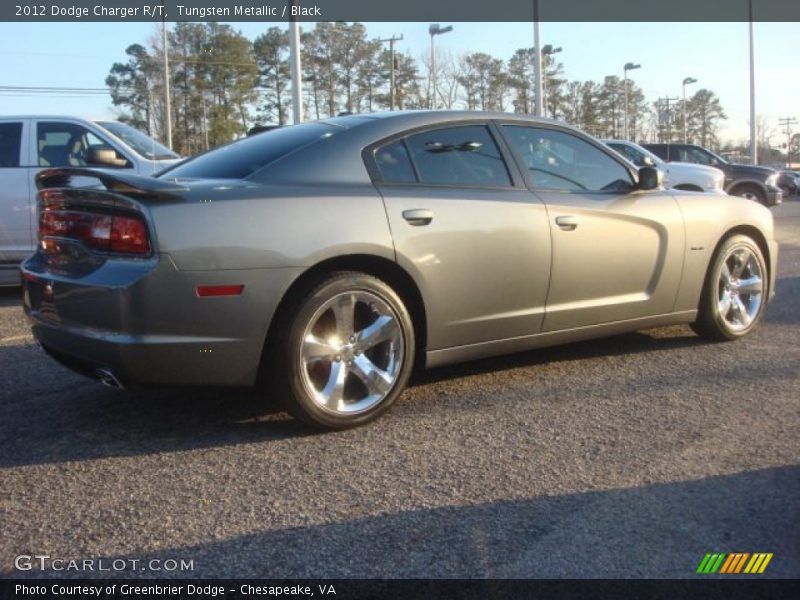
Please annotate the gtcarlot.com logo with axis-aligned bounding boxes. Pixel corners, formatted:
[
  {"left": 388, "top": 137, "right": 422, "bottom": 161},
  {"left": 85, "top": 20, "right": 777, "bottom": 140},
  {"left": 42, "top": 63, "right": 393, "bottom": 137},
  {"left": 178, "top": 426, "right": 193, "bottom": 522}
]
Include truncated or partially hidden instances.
[
  {"left": 14, "top": 555, "right": 194, "bottom": 573},
  {"left": 696, "top": 552, "right": 773, "bottom": 575}
]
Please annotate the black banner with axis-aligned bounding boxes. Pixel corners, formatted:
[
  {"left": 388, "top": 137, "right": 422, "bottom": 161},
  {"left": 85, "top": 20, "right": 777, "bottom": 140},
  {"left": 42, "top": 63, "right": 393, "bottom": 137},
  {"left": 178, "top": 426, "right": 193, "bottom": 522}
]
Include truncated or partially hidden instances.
[
  {"left": 3, "top": 579, "right": 800, "bottom": 600},
  {"left": 2, "top": 0, "right": 800, "bottom": 23}
]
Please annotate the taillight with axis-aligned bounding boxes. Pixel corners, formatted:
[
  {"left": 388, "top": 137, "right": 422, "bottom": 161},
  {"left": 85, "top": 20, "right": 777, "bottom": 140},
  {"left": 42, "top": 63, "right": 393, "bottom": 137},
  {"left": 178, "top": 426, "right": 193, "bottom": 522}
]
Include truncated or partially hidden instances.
[{"left": 39, "top": 209, "right": 150, "bottom": 255}]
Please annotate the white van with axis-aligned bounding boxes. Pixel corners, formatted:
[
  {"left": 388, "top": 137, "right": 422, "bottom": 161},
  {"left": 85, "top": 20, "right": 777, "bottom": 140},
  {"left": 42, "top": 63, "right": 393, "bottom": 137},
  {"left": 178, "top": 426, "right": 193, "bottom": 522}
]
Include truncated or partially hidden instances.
[{"left": 0, "top": 116, "right": 181, "bottom": 285}]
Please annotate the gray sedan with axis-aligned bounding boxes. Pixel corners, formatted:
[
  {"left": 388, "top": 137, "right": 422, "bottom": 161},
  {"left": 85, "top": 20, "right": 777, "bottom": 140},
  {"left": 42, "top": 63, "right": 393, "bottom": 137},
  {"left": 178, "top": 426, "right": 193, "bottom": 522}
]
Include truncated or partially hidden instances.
[{"left": 21, "top": 111, "right": 778, "bottom": 428}]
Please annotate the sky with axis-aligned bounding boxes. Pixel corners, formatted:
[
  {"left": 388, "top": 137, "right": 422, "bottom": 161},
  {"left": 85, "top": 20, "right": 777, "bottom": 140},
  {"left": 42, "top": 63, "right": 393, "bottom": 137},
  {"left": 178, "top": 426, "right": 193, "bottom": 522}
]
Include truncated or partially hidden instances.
[{"left": 0, "top": 21, "right": 797, "bottom": 146}]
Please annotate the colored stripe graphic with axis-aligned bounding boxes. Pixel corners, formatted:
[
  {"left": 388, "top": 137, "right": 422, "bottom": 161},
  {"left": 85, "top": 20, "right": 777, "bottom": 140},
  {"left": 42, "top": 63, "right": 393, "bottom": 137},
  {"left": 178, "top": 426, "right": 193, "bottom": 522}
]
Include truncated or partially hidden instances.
[{"left": 699, "top": 552, "right": 774, "bottom": 575}]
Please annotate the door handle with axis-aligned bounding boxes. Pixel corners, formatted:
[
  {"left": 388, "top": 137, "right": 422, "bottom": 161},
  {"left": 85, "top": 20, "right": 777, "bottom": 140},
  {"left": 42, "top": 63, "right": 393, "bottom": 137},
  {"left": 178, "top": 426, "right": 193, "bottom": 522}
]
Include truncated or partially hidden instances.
[
  {"left": 402, "top": 209, "right": 434, "bottom": 226},
  {"left": 555, "top": 215, "right": 580, "bottom": 230}
]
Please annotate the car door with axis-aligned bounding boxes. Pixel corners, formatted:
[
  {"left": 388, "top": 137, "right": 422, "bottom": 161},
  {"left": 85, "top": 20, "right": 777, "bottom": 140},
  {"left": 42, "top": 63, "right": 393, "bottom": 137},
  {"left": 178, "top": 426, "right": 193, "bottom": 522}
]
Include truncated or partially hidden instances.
[
  {"left": 0, "top": 119, "right": 32, "bottom": 266},
  {"left": 370, "top": 122, "right": 552, "bottom": 351},
  {"left": 499, "top": 123, "right": 685, "bottom": 332}
]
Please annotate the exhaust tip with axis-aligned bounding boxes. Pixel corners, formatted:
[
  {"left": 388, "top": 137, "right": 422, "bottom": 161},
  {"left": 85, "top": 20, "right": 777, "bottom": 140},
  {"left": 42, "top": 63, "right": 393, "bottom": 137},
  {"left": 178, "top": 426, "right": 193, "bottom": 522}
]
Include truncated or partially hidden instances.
[{"left": 95, "top": 368, "right": 125, "bottom": 390}]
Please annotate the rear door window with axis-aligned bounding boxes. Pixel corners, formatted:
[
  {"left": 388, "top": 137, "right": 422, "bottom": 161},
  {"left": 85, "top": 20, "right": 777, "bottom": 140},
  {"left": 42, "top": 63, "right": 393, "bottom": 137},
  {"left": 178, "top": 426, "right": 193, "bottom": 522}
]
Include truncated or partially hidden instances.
[
  {"left": 0, "top": 123, "right": 23, "bottom": 168},
  {"left": 374, "top": 139, "right": 417, "bottom": 183},
  {"left": 404, "top": 125, "right": 512, "bottom": 187}
]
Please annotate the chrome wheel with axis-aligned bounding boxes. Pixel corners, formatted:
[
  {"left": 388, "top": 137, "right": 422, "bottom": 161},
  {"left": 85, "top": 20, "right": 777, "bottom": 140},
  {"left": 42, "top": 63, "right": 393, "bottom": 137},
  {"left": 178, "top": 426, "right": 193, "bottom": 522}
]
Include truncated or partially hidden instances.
[
  {"left": 716, "top": 245, "right": 764, "bottom": 332},
  {"left": 298, "top": 290, "right": 404, "bottom": 415}
]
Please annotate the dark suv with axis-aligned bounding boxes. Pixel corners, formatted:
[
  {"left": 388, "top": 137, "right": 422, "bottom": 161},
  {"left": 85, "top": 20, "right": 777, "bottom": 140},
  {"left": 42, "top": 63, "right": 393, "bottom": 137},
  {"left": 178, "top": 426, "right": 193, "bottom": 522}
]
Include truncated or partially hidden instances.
[{"left": 643, "top": 143, "right": 782, "bottom": 206}]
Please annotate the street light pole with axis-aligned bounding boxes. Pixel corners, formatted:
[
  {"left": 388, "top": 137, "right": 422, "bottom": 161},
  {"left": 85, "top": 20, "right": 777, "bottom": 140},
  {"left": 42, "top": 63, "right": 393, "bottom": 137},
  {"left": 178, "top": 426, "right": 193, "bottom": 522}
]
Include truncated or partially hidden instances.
[
  {"left": 541, "top": 44, "right": 561, "bottom": 119},
  {"left": 682, "top": 77, "right": 698, "bottom": 143},
  {"left": 379, "top": 34, "right": 404, "bottom": 111},
  {"left": 428, "top": 24, "right": 453, "bottom": 110},
  {"left": 533, "top": 0, "right": 542, "bottom": 117},
  {"left": 749, "top": 0, "right": 757, "bottom": 165},
  {"left": 623, "top": 62, "right": 641, "bottom": 141},
  {"left": 162, "top": 20, "right": 172, "bottom": 150}
]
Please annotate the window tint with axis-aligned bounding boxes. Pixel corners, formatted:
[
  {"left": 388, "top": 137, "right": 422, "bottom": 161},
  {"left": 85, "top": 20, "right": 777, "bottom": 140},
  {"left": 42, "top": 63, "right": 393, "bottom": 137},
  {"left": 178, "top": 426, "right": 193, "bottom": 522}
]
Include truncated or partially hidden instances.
[
  {"left": 374, "top": 139, "right": 416, "bottom": 183},
  {"left": 0, "top": 123, "right": 22, "bottom": 168},
  {"left": 404, "top": 125, "right": 511, "bottom": 187},
  {"left": 98, "top": 121, "right": 178, "bottom": 160},
  {"left": 679, "top": 147, "right": 720, "bottom": 166},
  {"left": 503, "top": 126, "right": 633, "bottom": 192},
  {"left": 609, "top": 142, "right": 646, "bottom": 167},
  {"left": 162, "top": 122, "right": 338, "bottom": 180}
]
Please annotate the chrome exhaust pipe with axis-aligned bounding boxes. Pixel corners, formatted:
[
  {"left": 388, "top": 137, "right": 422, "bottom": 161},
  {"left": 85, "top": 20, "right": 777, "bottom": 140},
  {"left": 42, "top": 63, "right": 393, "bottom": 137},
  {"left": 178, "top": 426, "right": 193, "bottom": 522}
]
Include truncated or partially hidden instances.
[{"left": 95, "top": 368, "right": 125, "bottom": 390}]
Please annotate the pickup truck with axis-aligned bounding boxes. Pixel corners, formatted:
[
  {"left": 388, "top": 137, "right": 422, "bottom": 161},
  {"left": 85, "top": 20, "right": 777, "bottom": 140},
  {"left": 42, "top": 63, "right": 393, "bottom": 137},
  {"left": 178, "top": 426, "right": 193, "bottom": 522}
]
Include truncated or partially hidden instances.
[
  {"left": 0, "top": 116, "right": 181, "bottom": 285},
  {"left": 642, "top": 142, "right": 782, "bottom": 207}
]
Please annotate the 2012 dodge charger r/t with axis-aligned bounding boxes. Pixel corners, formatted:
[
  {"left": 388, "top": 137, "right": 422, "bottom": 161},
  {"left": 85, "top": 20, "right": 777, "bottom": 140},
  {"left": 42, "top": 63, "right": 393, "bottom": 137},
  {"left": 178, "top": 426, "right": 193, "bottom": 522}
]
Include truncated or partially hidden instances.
[{"left": 21, "top": 111, "right": 778, "bottom": 428}]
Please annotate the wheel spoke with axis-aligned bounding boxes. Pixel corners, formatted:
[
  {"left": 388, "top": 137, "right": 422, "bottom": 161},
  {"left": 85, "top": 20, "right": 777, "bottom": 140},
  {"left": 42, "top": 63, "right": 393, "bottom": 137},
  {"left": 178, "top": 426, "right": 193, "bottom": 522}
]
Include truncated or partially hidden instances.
[
  {"left": 718, "top": 290, "right": 732, "bottom": 318},
  {"left": 351, "top": 354, "right": 393, "bottom": 396},
  {"left": 731, "top": 250, "right": 750, "bottom": 279},
  {"left": 719, "top": 261, "right": 732, "bottom": 286},
  {"left": 355, "top": 315, "right": 399, "bottom": 352},
  {"left": 734, "top": 275, "right": 763, "bottom": 295},
  {"left": 332, "top": 293, "right": 356, "bottom": 337},
  {"left": 302, "top": 334, "right": 339, "bottom": 363},
  {"left": 732, "top": 296, "right": 752, "bottom": 327},
  {"left": 319, "top": 360, "right": 347, "bottom": 411}
]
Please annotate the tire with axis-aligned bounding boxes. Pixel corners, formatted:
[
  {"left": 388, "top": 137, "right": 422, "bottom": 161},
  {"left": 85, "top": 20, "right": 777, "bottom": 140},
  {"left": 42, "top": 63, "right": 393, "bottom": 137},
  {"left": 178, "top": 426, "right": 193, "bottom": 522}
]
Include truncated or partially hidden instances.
[
  {"left": 691, "top": 234, "right": 768, "bottom": 341},
  {"left": 277, "top": 271, "right": 415, "bottom": 429},
  {"left": 731, "top": 184, "right": 766, "bottom": 205}
]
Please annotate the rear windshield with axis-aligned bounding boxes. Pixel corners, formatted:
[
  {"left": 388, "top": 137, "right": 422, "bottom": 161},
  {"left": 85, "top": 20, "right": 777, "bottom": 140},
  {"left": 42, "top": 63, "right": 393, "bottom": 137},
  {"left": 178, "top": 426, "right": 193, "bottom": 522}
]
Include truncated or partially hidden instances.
[{"left": 160, "top": 122, "right": 338, "bottom": 180}]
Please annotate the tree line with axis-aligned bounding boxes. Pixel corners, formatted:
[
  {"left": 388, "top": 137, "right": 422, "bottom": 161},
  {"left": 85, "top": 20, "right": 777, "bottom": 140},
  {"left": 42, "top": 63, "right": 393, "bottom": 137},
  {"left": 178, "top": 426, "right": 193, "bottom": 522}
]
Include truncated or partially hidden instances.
[{"left": 106, "top": 22, "right": 728, "bottom": 156}]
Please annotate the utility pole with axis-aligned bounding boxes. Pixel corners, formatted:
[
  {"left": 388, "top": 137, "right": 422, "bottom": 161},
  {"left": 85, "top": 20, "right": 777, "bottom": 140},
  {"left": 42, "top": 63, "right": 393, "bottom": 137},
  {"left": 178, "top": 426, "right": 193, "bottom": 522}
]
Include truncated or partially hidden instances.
[
  {"left": 658, "top": 96, "right": 679, "bottom": 143},
  {"left": 378, "top": 34, "right": 404, "bottom": 111},
  {"left": 162, "top": 20, "right": 172, "bottom": 150},
  {"left": 779, "top": 116, "right": 798, "bottom": 167}
]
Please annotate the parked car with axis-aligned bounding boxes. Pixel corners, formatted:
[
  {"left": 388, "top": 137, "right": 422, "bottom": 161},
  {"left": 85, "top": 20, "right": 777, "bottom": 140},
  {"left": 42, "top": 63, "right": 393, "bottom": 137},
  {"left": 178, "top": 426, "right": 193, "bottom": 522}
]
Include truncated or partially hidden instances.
[
  {"left": 22, "top": 111, "right": 777, "bottom": 429},
  {"left": 642, "top": 142, "right": 782, "bottom": 206},
  {"left": 0, "top": 116, "right": 181, "bottom": 286},
  {"left": 602, "top": 139, "right": 725, "bottom": 193}
]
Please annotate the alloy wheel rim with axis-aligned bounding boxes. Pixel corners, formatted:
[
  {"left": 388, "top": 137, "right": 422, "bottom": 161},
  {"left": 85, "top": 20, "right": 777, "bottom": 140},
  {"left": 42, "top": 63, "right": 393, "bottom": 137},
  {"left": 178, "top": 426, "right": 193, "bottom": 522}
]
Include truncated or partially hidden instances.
[
  {"left": 299, "top": 291, "right": 404, "bottom": 415},
  {"left": 717, "top": 245, "right": 763, "bottom": 332}
]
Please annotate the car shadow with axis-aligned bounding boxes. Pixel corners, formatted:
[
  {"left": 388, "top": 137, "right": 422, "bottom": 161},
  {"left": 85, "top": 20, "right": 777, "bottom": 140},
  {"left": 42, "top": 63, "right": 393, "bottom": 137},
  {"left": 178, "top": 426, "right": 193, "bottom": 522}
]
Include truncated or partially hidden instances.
[
  {"left": 0, "top": 323, "right": 711, "bottom": 470},
  {"left": 416, "top": 325, "right": 708, "bottom": 386},
  {"left": 7, "top": 465, "right": 797, "bottom": 579}
]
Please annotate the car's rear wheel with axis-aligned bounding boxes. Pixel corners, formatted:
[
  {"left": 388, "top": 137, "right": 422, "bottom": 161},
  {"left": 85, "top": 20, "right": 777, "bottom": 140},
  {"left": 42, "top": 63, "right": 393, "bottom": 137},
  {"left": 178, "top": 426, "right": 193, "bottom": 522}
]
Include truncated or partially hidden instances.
[
  {"left": 280, "top": 272, "right": 415, "bottom": 429},
  {"left": 731, "top": 184, "right": 766, "bottom": 205},
  {"left": 691, "top": 234, "right": 767, "bottom": 341}
]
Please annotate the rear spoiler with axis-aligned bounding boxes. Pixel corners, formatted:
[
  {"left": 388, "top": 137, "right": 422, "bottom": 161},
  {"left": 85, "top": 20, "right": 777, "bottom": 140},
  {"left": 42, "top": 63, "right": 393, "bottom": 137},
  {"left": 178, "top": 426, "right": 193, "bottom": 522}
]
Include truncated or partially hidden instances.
[{"left": 36, "top": 167, "right": 188, "bottom": 198}]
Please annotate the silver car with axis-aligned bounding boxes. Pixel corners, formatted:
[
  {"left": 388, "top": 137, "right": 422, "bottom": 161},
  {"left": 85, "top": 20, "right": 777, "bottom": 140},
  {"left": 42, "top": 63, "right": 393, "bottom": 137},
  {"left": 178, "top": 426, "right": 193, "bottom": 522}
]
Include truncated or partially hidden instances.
[{"left": 21, "top": 111, "right": 778, "bottom": 429}]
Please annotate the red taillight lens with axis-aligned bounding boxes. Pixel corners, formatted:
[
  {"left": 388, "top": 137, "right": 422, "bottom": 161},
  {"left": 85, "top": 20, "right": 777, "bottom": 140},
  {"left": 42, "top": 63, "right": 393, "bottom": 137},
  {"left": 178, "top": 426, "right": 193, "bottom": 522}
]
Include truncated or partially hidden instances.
[{"left": 39, "top": 210, "right": 150, "bottom": 255}]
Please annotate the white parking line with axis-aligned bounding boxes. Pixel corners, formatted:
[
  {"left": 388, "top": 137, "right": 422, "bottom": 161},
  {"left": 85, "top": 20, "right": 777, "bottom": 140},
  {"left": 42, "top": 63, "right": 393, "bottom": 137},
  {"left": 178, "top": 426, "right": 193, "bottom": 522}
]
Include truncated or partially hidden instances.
[{"left": 0, "top": 334, "right": 33, "bottom": 345}]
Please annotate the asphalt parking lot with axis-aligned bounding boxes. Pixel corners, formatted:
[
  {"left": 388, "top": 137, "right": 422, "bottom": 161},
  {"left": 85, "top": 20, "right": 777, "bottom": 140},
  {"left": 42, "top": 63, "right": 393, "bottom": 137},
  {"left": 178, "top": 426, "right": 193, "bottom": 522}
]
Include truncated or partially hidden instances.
[{"left": 1, "top": 200, "right": 798, "bottom": 579}]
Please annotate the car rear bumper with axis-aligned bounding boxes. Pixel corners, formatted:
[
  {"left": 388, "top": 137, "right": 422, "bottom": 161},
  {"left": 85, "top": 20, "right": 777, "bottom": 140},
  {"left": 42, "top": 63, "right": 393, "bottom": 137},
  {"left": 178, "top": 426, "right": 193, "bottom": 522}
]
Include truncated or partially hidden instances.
[{"left": 21, "top": 253, "right": 300, "bottom": 388}]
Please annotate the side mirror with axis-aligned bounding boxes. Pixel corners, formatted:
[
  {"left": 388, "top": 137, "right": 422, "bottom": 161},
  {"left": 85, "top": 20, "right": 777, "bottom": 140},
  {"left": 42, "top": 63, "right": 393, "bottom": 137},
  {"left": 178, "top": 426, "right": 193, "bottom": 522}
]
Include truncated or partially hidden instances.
[
  {"left": 638, "top": 166, "right": 663, "bottom": 191},
  {"left": 86, "top": 146, "right": 129, "bottom": 168}
]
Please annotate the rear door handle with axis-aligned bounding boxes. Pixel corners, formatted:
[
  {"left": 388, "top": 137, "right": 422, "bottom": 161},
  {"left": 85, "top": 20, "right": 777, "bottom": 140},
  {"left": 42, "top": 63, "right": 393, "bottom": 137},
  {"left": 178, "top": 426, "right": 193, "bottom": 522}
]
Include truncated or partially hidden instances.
[
  {"left": 555, "top": 215, "right": 580, "bottom": 230},
  {"left": 402, "top": 209, "right": 434, "bottom": 226}
]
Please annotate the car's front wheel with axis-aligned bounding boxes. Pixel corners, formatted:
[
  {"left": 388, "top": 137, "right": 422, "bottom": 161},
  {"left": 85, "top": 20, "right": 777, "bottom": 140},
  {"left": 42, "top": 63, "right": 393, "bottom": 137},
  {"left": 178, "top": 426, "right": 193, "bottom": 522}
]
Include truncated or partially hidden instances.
[
  {"left": 691, "top": 234, "right": 768, "bottom": 341},
  {"left": 280, "top": 272, "right": 415, "bottom": 429}
]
